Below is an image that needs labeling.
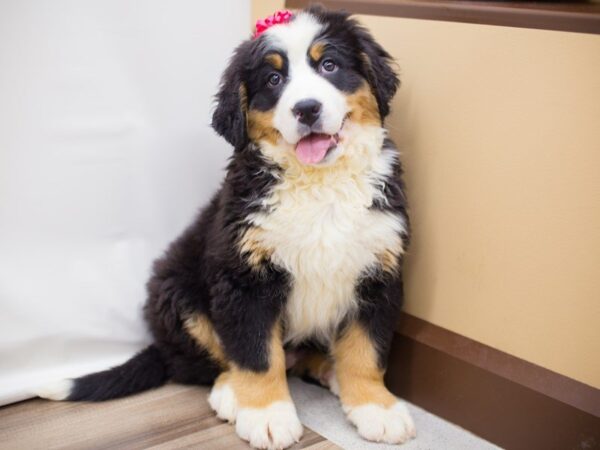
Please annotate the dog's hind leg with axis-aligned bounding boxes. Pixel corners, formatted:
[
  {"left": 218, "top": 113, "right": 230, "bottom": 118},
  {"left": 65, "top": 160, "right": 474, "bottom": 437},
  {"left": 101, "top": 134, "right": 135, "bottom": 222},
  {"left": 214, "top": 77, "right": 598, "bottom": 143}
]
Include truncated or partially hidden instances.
[{"left": 289, "top": 350, "right": 338, "bottom": 393}]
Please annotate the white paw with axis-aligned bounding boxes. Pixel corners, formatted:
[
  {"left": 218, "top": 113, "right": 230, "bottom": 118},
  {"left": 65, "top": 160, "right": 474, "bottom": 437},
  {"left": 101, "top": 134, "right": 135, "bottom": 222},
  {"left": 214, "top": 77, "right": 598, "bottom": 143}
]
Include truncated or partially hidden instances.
[
  {"left": 208, "top": 383, "right": 238, "bottom": 422},
  {"left": 346, "top": 401, "right": 416, "bottom": 444},
  {"left": 236, "top": 401, "right": 303, "bottom": 450},
  {"left": 33, "top": 379, "right": 74, "bottom": 401}
]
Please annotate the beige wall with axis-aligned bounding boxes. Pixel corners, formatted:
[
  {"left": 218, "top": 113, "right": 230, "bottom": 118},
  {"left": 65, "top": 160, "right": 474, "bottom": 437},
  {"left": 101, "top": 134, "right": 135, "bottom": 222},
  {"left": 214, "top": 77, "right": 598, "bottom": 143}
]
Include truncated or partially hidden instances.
[
  {"left": 365, "top": 17, "right": 600, "bottom": 389},
  {"left": 251, "top": 3, "right": 600, "bottom": 389},
  {"left": 251, "top": 0, "right": 284, "bottom": 30}
]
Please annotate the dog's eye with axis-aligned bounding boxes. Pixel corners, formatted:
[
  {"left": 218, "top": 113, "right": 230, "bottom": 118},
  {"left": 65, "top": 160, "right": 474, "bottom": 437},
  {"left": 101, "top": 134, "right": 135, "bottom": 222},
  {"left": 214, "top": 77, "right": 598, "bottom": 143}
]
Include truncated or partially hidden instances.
[
  {"left": 267, "top": 73, "right": 282, "bottom": 87},
  {"left": 320, "top": 59, "right": 337, "bottom": 73}
]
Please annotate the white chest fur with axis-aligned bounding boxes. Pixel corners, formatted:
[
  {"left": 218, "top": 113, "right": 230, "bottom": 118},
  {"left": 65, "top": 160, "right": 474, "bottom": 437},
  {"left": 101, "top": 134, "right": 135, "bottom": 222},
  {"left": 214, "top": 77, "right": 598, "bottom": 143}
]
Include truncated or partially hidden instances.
[{"left": 247, "top": 128, "right": 406, "bottom": 344}]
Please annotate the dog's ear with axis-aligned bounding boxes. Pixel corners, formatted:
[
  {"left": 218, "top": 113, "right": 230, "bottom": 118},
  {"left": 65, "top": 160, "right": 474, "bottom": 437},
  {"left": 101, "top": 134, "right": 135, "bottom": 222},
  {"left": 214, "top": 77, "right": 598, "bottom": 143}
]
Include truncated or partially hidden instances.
[
  {"left": 212, "top": 42, "right": 251, "bottom": 149},
  {"left": 356, "top": 27, "right": 399, "bottom": 120}
]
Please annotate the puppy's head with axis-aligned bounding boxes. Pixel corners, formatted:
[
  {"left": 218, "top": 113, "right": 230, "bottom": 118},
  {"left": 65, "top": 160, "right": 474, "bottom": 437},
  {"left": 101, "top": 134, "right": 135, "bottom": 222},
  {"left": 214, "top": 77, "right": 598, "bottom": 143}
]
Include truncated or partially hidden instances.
[{"left": 212, "top": 6, "right": 399, "bottom": 167}]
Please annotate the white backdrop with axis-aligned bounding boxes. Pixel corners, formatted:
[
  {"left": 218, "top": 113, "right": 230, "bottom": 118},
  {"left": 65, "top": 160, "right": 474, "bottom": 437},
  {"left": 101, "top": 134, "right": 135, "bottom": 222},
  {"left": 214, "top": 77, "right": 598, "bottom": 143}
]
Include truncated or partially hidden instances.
[{"left": 0, "top": 0, "right": 249, "bottom": 405}]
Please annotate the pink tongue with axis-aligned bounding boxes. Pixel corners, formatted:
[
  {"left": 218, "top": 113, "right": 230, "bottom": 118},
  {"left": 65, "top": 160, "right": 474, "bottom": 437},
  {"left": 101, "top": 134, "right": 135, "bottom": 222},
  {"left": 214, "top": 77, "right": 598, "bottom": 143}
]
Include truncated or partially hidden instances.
[{"left": 295, "top": 134, "right": 335, "bottom": 164}]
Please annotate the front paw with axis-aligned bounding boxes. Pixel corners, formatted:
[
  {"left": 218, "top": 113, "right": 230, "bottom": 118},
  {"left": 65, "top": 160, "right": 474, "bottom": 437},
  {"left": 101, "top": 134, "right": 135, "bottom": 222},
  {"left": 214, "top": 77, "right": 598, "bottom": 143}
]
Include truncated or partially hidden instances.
[
  {"left": 236, "top": 401, "right": 303, "bottom": 450},
  {"left": 346, "top": 401, "right": 416, "bottom": 444},
  {"left": 208, "top": 382, "right": 238, "bottom": 422}
]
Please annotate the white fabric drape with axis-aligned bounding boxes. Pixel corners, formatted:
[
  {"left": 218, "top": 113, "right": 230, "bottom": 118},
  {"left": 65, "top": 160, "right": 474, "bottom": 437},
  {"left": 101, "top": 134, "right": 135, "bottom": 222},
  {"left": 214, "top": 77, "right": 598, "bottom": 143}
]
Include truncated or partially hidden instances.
[{"left": 0, "top": 0, "right": 249, "bottom": 405}]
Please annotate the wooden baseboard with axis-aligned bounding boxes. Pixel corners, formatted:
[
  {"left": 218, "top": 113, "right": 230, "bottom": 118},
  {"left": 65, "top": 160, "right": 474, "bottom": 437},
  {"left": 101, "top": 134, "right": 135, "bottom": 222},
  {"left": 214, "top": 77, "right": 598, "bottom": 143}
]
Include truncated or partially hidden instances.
[
  {"left": 385, "top": 313, "right": 600, "bottom": 450},
  {"left": 286, "top": 0, "right": 600, "bottom": 35}
]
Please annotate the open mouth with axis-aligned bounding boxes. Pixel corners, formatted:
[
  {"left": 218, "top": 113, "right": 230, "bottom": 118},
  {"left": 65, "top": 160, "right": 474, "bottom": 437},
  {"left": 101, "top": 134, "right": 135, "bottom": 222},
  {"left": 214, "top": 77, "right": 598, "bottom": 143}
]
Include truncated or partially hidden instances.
[{"left": 295, "top": 133, "right": 340, "bottom": 165}]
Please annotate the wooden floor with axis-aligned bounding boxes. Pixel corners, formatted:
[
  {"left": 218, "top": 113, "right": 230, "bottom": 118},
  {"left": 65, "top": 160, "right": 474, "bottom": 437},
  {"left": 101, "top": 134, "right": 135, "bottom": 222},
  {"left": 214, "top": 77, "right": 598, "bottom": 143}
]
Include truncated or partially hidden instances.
[{"left": 0, "top": 384, "right": 339, "bottom": 450}]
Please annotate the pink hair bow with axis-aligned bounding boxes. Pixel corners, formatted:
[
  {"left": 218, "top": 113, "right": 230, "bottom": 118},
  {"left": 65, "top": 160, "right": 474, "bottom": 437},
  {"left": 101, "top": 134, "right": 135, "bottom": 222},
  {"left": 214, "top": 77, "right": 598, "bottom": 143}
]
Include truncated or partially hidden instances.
[{"left": 254, "top": 10, "right": 293, "bottom": 39}]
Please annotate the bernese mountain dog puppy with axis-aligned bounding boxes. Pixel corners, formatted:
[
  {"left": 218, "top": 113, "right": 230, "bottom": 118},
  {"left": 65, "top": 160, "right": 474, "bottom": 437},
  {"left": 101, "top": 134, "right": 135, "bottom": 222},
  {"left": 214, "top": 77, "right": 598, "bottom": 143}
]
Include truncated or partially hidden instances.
[{"left": 37, "top": 6, "right": 415, "bottom": 449}]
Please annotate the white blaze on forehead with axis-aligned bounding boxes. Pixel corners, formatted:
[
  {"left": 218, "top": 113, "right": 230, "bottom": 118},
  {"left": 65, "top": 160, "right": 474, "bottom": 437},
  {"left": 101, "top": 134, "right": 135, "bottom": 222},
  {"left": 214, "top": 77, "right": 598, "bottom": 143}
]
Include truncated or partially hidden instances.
[
  {"left": 263, "top": 12, "right": 348, "bottom": 147},
  {"left": 263, "top": 13, "right": 323, "bottom": 64}
]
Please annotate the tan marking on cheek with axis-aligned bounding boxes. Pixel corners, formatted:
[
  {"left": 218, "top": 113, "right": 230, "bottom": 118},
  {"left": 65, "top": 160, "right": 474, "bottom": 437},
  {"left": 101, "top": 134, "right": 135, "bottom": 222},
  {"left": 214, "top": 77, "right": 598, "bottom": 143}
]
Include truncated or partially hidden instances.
[
  {"left": 247, "top": 109, "right": 280, "bottom": 146},
  {"left": 225, "top": 323, "right": 291, "bottom": 408},
  {"left": 309, "top": 41, "right": 326, "bottom": 62},
  {"left": 265, "top": 53, "right": 283, "bottom": 70},
  {"left": 184, "top": 314, "right": 228, "bottom": 368},
  {"left": 239, "top": 226, "right": 273, "bottom": 268},
  {"left": 346, "top": 84, "right": 381, "bottom": 126},
  {"left": 333, "top": 322, "right": 396, "bottom": 408}
]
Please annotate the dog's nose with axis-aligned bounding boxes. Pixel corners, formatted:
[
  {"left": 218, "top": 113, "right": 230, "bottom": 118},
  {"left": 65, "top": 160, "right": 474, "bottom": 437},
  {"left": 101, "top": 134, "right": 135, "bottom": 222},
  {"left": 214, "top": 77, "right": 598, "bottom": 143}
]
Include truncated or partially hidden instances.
[{"left": 292, "top": 99, "right": 322, "bottom": 127}]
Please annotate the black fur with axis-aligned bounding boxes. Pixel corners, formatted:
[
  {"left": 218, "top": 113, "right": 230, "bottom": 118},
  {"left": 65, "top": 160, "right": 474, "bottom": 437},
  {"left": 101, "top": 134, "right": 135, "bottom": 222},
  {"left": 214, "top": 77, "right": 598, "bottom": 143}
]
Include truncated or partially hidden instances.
[
  {"left": 308, "top": 5, "right": 400, "bottom": 120},
  {"left": 355, "top": 26, "right": 400, "bottom": 119},
  {"left": 212, "top": 5, "right": 400, "bottom": 149},
  {"left": 356, "top": 274, "right": 405, "bottom": 369},
  {"left": 211, "top": 40, "right": 253, "bottom": 150},
  {"left": 67, "top": 345, "right": 167, "bottom": 401},
  {"left": 64, "top": 7, "right": 408, "bottom": 402},
  {"left": 145, "top": 145, "right": 285, "bottom": 376},
  {"left": 361, "top": 137, "right": 410, "bottom": 369},
  {"left": 372, "top": 138, "right": 410, "bottom": 231}
]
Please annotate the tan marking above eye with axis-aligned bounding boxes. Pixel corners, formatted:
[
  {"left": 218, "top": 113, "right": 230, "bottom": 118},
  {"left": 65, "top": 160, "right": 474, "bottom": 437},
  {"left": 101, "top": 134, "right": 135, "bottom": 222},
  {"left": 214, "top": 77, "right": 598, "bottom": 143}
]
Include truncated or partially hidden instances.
[
  {"left": 265, "top": 53, "right": 283, "bottom": 70},
  {"left": 309, "top": 41, "right": 326, "bottom": 62}
]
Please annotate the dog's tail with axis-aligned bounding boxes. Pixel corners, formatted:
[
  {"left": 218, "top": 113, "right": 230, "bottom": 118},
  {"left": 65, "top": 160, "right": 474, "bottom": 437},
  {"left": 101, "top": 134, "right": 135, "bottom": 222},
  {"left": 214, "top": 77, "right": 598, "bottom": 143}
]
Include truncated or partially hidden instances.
[{"left": 35, "top": 344, "right": 168, "bottom": 402}]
